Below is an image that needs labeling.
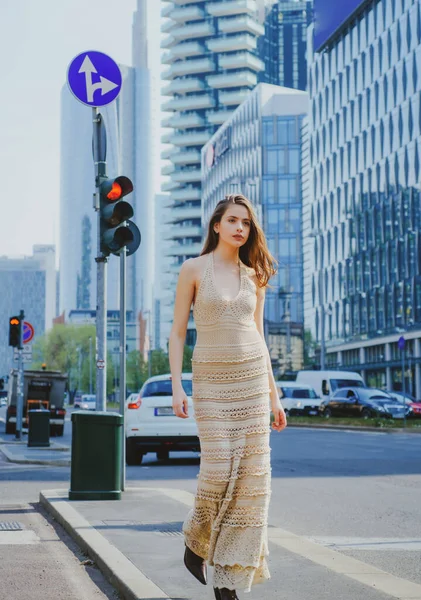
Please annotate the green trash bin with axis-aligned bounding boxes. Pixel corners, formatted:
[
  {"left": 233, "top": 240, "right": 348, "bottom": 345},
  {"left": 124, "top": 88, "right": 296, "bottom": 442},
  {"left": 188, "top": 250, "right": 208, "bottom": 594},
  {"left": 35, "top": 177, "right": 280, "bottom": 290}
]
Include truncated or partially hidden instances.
[
  {"left": 69, "top": 411, "right": 123, "bottom": 501},
  {"left": 28, "top": 409, "right": 50, "bottom": 447}
]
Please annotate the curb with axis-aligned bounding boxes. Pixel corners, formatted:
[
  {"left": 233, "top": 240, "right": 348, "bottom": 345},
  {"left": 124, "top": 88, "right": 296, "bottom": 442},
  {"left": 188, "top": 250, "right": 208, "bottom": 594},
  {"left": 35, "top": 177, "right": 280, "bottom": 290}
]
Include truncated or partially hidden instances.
[
  {"left": 287, "top": 423, "right": 421, "bottom": 434},
  {"left": 0, "top": 445, "right": 71, "bottom": 467},
  {"left": 40, "top": 490, "right": 170, "bottom": 600}
]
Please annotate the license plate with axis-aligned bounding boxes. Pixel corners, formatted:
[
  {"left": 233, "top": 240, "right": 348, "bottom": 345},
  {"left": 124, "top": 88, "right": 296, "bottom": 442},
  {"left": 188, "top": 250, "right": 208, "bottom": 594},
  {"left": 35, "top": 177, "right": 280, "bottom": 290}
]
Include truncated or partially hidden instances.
[
  {"left": 309, "top": 410, "right": 318, "bottom": 415},
  {"left": 154, "top": 407, "right": 174, "bottom": 416}
]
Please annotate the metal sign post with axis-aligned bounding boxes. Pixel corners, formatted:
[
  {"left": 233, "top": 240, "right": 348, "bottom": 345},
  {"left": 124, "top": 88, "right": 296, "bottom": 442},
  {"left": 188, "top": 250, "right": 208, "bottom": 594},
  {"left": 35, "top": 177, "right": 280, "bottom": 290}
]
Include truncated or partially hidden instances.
[
  {"left": 398, "top": 336, "right": 406, "bottom": 428},
  {"left": 67, "top": 50, "right": 123, "bottom": 413},
  {"left": 15, "top": 309, "right": 25, "bottom": 440},
  {"left": 93, "top": 108, "right": 108, "bottom": 412},
  {"left": 119, "top": 246, "right": 127, "bottom": 490}
]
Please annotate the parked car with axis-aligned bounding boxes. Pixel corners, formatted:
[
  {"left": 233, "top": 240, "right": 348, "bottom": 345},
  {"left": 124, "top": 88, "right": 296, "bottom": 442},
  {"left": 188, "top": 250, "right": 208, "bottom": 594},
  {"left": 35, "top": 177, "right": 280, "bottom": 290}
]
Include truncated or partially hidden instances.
[
  {"left": 320, "top": 387, "right": 413, "bottom": 420},
  {"left": 125, "top": 373, "right": 199, "bottom": 465},
  {"left": 387, "top": 391, "right": 421, "bottom": 418},
  {"left": 296, "top": 370, "right": 365, "bottom": 402},
  {"left": 73, "top": 392, "right": 83, "bottom": 408},
  {"left": 277, "top": 381, "right": 322, "bottom": 416},
  {"left": 78, "top": 394, "right": 96, "bottom": 410}
]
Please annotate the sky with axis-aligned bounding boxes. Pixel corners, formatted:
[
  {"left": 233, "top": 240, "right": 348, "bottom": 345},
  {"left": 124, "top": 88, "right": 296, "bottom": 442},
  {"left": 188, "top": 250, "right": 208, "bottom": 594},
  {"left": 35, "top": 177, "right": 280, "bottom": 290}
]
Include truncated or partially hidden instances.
[{"left": 0, "top": 0, "right": 161, "bottom": 260}]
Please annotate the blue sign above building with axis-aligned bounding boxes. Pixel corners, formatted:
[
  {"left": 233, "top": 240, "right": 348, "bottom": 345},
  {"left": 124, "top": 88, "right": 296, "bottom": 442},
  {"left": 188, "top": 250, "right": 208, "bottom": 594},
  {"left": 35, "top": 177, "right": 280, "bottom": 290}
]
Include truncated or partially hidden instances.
[
  {"left": 314, "top": 0, "right": 367, "bottom": 51},
  {"left": 67, "top": 51, "right": 122, "bottom": 107}
]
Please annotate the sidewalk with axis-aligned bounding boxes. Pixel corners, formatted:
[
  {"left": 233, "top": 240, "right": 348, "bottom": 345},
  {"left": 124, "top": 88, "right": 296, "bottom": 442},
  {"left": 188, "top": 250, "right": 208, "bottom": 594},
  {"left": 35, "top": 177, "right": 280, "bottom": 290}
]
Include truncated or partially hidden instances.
[
  {"left": 40, "top": 486, "right": 421, "bottom": 600},
  {"left": 0, "top": 434, "right": 71, "bottom": 466}
]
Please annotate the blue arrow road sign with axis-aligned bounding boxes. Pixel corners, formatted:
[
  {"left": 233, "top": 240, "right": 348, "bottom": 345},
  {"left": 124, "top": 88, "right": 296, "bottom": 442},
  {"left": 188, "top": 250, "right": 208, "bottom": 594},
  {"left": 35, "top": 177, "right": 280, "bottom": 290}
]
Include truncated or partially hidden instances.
[
  {"left": 67, "top": 51, "right": 122, "bottom": 107},
  {"left": 398, "top": 336, "right": 405, "bottom": 351}
]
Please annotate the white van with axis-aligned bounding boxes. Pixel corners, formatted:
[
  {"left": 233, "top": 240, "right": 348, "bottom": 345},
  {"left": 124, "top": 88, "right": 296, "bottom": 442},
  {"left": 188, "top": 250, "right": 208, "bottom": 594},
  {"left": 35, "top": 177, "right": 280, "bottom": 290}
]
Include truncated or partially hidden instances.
[
  {"left": 276, "top": 381, "right": 322, "bottom": 416},
  {"left": 295, "top": 370, "right": 365, "bottom": 402}
]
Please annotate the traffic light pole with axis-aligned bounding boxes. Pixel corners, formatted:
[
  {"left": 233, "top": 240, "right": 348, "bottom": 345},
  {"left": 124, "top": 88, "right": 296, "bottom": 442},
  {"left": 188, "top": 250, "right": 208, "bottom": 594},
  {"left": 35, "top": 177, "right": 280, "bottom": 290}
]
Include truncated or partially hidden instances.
[
  {"left": 93, "top": 108, "right": 107, "bottom": 412},
  {"left": 119, "top": 246, "right": 127, "bottom": 490},
  {"left": 15, "top": 309, "right": 25, "bottom": 440}
]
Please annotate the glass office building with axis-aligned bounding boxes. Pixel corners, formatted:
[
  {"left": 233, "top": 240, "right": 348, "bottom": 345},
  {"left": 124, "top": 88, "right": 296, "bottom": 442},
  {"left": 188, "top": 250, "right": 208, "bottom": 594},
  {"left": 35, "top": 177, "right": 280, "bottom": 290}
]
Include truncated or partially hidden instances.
[
  {"left": 202, "top": 83, "right": 308, "bottom": 375},
  {"left": 259, "top": 1, "right": 313, "bottom": 91},
  {"left": 305, "top": 0, "right": 421, "bottom": 395}
]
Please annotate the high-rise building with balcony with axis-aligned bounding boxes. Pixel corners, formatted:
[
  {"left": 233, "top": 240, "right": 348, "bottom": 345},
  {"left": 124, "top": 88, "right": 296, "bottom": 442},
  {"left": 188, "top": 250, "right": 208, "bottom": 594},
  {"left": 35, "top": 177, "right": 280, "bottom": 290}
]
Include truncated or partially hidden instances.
[{"left": 160, "top": 0, "right": 265, "bottom": 345}]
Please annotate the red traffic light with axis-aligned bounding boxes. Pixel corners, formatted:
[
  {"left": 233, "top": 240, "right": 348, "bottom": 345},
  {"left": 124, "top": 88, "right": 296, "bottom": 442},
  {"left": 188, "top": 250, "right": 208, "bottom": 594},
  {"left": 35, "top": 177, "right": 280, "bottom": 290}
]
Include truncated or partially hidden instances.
[
  {"left": 107, "top": 182, "right": 122, "bottom": 201},
  {"left": 10, "top": 318, "right": 19, "bottom": 326}
]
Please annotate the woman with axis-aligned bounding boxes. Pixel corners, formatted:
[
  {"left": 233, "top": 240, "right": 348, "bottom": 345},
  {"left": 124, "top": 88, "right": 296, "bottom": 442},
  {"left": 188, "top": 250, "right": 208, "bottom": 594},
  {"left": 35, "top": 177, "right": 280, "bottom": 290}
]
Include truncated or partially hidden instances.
[{"left": 169, "top": 194, "right": 287, "bottom": 599}]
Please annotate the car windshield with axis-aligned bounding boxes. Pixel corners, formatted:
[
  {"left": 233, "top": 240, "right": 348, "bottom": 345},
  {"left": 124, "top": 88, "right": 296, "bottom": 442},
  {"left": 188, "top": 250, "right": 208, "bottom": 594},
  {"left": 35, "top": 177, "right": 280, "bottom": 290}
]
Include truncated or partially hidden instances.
[
  {"left": 281, "top": 387, "right": 318, "bottom": 399},
  {"left": 142, "top": 379, "right": 192, "bottom": 397},
  {"left": 82, "top": 396, "right": 96, "bottom": 402},
  {"left": 330, "top": 379, "right": 364, "bottom": 391},
  {"left": 368, "top": 394, "right": 390, "bottom": 400}
]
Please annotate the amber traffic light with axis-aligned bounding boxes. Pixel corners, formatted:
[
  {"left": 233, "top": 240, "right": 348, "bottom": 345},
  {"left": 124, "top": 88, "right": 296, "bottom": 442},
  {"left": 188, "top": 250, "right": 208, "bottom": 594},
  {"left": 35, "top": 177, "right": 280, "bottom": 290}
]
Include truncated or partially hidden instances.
[{"left": 9, "top": 316, "right": 22, "bottom": 348}]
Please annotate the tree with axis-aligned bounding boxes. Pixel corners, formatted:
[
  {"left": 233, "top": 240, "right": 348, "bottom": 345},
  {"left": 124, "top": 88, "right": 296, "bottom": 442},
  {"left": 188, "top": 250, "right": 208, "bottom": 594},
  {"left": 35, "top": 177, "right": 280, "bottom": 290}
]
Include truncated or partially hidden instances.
[
  {"left": 127, "top": 351, "right": 148, "bottom": 392},
  {"left": 31, "top": 324, "right": 97, "bottom": 402},
  {"left": 303, "top": 329, "right": 318, "bottom": 369}
]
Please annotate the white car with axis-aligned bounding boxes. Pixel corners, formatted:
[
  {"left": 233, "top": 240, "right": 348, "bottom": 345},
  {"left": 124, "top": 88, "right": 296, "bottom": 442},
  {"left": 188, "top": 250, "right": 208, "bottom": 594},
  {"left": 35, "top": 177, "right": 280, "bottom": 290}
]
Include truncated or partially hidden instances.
[
  {"left": 79, "top": 394, "right": 97, "bottom": 410},
  {"left": 277, "top": 381, "right": 322, "bottom": 416},
  {"left": 125, "top": 373, "right": 199, "bottom": 465}
]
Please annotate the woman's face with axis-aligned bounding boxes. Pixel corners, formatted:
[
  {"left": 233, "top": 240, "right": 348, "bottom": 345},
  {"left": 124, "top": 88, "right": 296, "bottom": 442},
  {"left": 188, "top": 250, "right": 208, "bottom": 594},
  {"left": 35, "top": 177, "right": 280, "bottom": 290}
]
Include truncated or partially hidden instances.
[{"left": 214, "top": 204, "right": 251, "bottom": 247}]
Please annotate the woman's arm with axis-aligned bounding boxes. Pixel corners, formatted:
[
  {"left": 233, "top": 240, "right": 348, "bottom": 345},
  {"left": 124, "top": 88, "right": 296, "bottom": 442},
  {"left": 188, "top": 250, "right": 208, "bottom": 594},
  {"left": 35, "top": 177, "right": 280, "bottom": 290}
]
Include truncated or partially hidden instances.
[
  {"left": 168, "top": 259, "right": 196, "bottom": 417},
  {"left": 254, "top": 281, "right": 287, "bottom": 432}
]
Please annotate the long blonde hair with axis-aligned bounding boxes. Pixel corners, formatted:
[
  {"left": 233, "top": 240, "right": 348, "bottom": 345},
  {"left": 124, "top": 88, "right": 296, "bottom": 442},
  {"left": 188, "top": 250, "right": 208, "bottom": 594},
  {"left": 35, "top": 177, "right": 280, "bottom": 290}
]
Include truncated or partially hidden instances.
[{"left": 201, "top": 194, "right": 277, "bottom": 288}]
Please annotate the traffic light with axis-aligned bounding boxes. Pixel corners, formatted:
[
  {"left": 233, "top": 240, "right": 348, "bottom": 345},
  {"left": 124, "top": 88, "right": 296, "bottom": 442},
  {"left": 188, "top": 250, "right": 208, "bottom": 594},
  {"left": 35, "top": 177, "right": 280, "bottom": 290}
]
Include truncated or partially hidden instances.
[
  {"left": 41, "top": 363, "right": 47, "bottom": 371},
  {"left": 9, "top": 316, "right": 22, "bottom": 348},
  {"left": 0, "top": 378, "right": 4, "bottom": 391},
  {"left": 99, "top": 175, "right": 140, "bottom": 257}
]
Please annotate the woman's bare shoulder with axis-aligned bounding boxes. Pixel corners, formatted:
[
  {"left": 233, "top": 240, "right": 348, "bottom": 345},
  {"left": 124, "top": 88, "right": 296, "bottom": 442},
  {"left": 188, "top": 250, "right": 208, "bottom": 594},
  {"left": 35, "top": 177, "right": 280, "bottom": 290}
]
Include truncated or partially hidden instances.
[{"left": 181, "top": 255, "right": 208, "bottom": 284}]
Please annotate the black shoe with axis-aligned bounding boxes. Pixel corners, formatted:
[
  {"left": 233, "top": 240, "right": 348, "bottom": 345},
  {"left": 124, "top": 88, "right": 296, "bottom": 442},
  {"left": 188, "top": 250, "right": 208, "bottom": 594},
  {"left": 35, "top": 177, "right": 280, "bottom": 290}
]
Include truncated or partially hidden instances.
[
  {"left": 214, "top": 588, "right": 238, "bottom": 600},
  {"left": 184, "top": 544, "right": 207, "bottom": 585}
]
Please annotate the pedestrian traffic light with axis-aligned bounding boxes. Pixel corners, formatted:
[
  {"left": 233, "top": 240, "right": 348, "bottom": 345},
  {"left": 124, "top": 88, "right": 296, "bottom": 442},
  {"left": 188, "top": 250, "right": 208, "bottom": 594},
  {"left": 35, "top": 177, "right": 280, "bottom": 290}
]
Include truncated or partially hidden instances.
[
  {"left": 99, "top": 175, "right": 140, "bottom": 257},
  {"left": 9, "top": 316, "right": 22, "bottom": 348}
]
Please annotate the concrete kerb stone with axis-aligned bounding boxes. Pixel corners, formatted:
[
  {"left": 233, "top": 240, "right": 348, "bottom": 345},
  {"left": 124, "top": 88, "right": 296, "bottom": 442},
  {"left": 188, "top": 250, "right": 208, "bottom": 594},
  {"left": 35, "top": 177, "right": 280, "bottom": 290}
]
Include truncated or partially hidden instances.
[
  {"left": 0, "top": 445, "right": 71, "bottom": 467},
  {"left": 40, "top": 489, "right": 170, "bottom": 600},
  {"left": 287, "top": 423, "right": 421, "bottom": 433}
]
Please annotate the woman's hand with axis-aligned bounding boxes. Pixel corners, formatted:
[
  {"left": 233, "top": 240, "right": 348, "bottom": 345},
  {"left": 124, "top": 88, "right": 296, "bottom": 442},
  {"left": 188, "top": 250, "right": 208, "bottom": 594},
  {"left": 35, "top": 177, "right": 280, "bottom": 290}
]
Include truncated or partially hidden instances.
[
  {"left": 173, "top": 388, "right": 189, "bottom": 419},
  {"left": 271, "top": 398, "right": 287, "bottom": 432}
]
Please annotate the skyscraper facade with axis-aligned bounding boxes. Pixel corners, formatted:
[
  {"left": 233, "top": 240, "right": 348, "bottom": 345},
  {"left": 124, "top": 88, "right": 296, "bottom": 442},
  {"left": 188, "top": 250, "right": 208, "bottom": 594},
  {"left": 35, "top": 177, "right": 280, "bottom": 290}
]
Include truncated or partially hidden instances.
[
  {"left": 259, "top": 1, "right": 313, "bottom": 91},
  {"left": 60, "top": 1, "right": 154, "bottom": 322},
  {"left": 0, "top": 245, "right": 56, "bottom": 377},
  {"left": 304, "top": 0, "right": 421, "bottom": 396},
  {"left": 160, "top": 0, "right": 265, "bottom": 344}
]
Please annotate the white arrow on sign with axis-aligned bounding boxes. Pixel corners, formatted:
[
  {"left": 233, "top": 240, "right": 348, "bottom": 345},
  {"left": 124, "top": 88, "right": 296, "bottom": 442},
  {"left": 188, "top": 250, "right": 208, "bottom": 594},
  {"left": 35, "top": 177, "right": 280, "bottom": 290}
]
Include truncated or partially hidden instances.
[{"left": 78, "top": 55, "right": 119, "bottom": 104}]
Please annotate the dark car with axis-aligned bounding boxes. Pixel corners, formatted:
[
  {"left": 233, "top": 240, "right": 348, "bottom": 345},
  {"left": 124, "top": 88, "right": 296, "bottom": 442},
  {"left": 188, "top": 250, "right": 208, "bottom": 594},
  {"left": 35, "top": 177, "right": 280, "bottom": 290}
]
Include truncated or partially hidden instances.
[{"left": 319, "top": 387, "right": 413, "bottom": 420}]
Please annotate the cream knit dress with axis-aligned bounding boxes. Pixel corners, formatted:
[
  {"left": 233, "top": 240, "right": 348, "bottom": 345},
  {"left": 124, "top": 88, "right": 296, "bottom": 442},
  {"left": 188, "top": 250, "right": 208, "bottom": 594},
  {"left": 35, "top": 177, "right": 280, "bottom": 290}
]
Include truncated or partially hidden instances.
[{"left": 183, "top": 251, "right": 272, "bottom": 593}]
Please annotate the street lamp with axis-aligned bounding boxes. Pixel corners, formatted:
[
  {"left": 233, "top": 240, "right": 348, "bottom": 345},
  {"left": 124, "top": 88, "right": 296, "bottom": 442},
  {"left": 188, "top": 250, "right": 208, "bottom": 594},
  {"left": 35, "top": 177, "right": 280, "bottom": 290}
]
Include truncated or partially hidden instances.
[
  {"left": 309, "top": 229, "right": 326, "bottom": 370},
  {"left": 143, "top": 309, "right": 153, "bottom": 379},
  {"left": 89, "top": 337, "right": 93, "bottom": 395}
]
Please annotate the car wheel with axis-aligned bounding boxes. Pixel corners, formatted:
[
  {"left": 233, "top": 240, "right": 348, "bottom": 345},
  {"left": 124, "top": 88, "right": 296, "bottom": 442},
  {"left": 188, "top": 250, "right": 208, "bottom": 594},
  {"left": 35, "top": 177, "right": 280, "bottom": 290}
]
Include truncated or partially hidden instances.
[
  {"left": 55, "top": 425, "right": 64, "bottom": 437},
  {"left": 126, "top": 438, "right": 143, "bottom": 466},
  {"left": 157, "top": 450, "right": 169, "bottom": 461},
  {"left": 361, "top": 408, "right": 371, "bottom": 419},
  {"left": 323, "top": 407, "right": 332, "bottom": 419}
]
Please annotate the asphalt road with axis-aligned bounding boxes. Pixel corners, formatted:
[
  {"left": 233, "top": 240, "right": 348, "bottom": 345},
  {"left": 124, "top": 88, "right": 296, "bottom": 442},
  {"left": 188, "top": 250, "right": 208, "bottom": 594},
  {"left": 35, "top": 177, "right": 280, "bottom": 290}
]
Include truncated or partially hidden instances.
[{"left": 1, "top": 408, "right": 421, "bottom": 596}]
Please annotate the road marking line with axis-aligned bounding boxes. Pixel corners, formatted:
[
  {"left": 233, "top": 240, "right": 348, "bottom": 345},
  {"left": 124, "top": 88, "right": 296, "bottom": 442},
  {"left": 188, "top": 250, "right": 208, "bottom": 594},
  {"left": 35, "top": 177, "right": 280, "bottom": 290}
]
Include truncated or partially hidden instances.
[
  {"left": 144, "top": 486, "right": 421, "bottom": 600},
  {"left": 307, "top": 536, "right": 421, "bottom": 551},
  {"left": 0, "top": 531, "right": 39, "bottom": 544},
  {"left": 40, "top": 489, "right": 170, "bottom": 600}
]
